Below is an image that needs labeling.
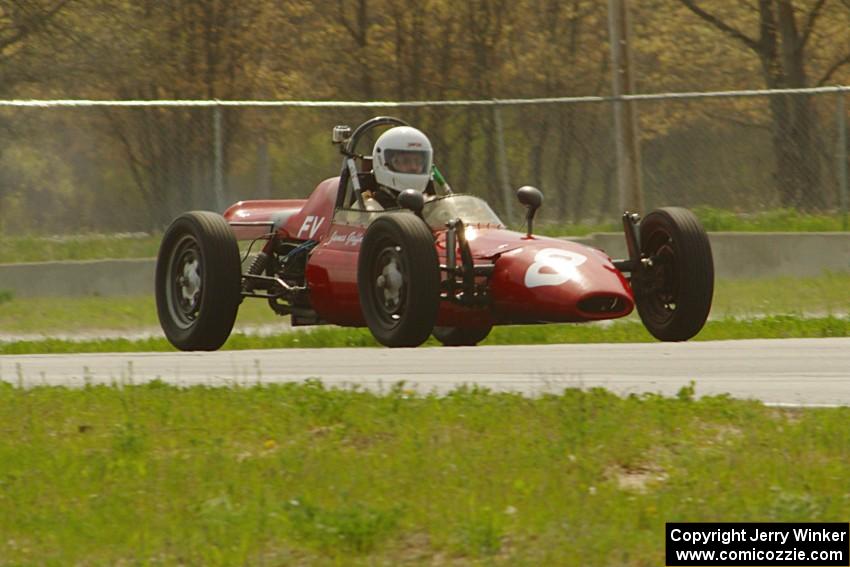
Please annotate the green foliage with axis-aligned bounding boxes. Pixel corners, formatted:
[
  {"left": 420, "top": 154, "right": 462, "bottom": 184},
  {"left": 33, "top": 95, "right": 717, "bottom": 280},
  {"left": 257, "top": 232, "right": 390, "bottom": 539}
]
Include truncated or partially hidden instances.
[
  {"left": 456, "top": 507, "right": 506, "bottom": 556},
  {"left": 534, "top": 220, "right": 620, "bottom": 237},
  {"left": 0, "top": 294, "right": 282, "bottom": 336},
  {"left": 1, "top": 1, "right": 848, "bottom": 233},
  {"left": 1, "top": 206, "right": 847, "bottom": 265},
  {"left": 535, "top": 207, "right": 850, "bottom": 236},
  {"left": 676, "top": 381, "right": 697, "bottom": 402},
  {"left": 1, "top": 272, "right": 850, "bottom": 350},
  {"left": 0, "top": 383, "right": 849, "bottom": 564},
  {"left": 284, "top": 498, "right": 401, "bottom": 553},
  {"left": 692, "top": 207, "right": 845, "bottom": 232},
  {"left": 0, "top": 234, "right": 160, "bottom": 264},
  {"left": 0, "top": 315, "right": 849, "bottom": 355},
  {"left": 111, "top": 422, "right": 147, "bottom": 456}
]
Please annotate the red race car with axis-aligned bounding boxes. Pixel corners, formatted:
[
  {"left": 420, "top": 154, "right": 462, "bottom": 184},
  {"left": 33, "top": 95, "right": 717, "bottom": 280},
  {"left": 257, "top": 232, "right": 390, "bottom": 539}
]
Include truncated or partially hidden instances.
[{"left": 155, "top": 116, "right": 713, "bottom": 350}]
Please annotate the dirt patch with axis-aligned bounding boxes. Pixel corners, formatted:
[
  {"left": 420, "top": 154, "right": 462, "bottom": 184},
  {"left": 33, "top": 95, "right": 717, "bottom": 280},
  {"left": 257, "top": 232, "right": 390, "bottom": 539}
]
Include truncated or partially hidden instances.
[{"left": 609, "top": 463, "right": 669, "bottom": 494}]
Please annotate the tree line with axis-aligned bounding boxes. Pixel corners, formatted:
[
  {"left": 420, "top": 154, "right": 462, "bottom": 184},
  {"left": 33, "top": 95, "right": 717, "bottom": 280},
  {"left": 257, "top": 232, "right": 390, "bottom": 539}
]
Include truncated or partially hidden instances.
[{"left": 0, "top": 0, "right": 848, "bottom": 233}]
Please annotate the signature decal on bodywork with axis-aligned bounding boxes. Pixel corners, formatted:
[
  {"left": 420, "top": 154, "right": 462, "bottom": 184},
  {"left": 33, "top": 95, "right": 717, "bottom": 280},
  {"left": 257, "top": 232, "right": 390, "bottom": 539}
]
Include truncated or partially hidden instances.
[
  {"left": 328, "top": 230, "right": 364, "bottom": 247},
  {"left": 524, "top": 248, "right": 588, "bottom": 288}
]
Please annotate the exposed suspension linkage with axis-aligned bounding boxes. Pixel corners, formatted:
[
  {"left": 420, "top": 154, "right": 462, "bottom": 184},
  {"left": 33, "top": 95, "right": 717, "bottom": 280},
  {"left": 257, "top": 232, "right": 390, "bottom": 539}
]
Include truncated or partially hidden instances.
[
  {"left": 441, "top": 218, "right": 493, "bottom": 307},
  {"left": 612, "top": 212, "right": 642, "bottom": 274},
  {"left": 611, "top": 211, "right": 667, "bottom": 287},
  {"left": 241, "top": 237, "right": 317, "bottom": 320}
]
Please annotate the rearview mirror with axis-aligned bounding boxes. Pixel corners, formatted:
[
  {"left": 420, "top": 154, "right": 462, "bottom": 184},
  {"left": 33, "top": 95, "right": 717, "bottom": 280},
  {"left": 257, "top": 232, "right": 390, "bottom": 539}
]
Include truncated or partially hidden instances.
[
  {"left": 517, "top": 186, "right": 543, "bottom": 211},
  {"left": 516, "top": 186, "right": 543, "bottom": 237}
]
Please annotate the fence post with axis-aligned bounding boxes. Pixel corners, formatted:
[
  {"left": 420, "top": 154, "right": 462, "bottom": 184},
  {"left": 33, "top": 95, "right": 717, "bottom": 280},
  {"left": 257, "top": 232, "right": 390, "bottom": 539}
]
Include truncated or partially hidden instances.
[
  {"left": 838, "top": 93, "right": 848, "bottom": 231},
  {"left": 493, "top": 104, "right": 515, "bottom": 224},
  {"left": 213, "top": 105, "right": 225, "bottom": 212},
  {"left": 607, "top": 0, "right": 644, "bottom": 214}
]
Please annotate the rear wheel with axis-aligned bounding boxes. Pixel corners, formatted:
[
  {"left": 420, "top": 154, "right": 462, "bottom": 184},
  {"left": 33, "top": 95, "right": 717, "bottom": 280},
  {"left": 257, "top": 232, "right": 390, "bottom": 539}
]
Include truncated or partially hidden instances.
[
  {"left": 155, "top": 211, "right": 242, "bottom": 351},
  {"left": 633, "top": 207, "right": 713, "bottom": 342},
  {"left": 432, "top": 325, "right": 493, "bottom": 346},
  {"left": 358, "top": 214, "right": 440, "bottom": 347}
]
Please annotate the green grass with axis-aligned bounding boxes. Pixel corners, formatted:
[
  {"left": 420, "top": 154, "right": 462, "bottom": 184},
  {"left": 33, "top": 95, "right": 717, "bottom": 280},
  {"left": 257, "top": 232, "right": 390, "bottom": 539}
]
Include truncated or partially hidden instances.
[
  {"left": 1, "top": 273, "right": 848, "bottom": 339},
  {"left": 710, "top": 272, "right": 850, "bottom": 317},
  {"left": 0, "top": 316, "right": 848, "bottom": 355},
  {"left": 1, "top": 207, "right": 846, "bottom": 263},
  {"left": 0, "top": 272, "right": 849, "bottom": 354},
  {"left": 533, "top": 220, "right": 620, "bottom": 237},
  {"left": 0, "top": 294, "right": 277, "bottom": 335},
  {"left": 0, "top": 233, "right": 161, "bottom": 264},
  {"left": 534, "top": 206, "right": 848, "bottom": 236},
  {"left": 0, "top": 382, "right": 848, "bottom": 565},
  {"left": 691, "top": 206, "right": 847, "bottom": 232}
]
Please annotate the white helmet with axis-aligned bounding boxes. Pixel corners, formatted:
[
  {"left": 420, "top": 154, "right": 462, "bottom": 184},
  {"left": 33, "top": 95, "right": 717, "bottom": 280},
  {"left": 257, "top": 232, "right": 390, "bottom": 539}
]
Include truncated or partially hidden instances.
[{"left": 372, "top": 126, "right": 433, "bottom": 193}]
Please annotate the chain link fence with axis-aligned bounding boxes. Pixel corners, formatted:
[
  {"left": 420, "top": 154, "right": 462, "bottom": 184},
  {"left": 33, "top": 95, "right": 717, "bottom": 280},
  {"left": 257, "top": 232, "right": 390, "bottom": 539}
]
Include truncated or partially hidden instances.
[{"left": 0, "top": 87, "right": 847, "bottom": 234}]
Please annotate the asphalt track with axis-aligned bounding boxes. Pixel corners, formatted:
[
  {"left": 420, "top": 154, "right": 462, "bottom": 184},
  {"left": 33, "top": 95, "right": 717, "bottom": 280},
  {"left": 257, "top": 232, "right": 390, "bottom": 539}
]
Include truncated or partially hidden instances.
[{"left": 1, "top": 338, "right": 849, "bottom": 406}]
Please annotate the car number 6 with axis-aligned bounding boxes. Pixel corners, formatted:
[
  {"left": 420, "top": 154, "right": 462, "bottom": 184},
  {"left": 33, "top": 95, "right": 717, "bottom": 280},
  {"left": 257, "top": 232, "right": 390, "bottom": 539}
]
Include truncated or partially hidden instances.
[{"left": 524, "top": 248, "right": 588, "bottom": 288}]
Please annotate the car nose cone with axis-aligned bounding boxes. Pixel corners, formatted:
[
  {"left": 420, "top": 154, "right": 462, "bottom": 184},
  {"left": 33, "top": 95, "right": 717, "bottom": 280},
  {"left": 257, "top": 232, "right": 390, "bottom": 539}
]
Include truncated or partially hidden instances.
[{"left": 489, "top": 241, "right": 634, "bottom": 323}]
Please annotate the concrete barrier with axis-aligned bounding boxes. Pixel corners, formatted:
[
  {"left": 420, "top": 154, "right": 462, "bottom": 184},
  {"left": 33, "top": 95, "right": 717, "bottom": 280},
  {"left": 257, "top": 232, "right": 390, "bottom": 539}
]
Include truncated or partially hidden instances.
[
  {"left": 0, "top": 259, "right": 156, "bottom": 298},
  {"left": 1, "top": 233, "right": 848, "bottom": 297},
  {"left": 575, "top": 232, "right": 850, "bottom": 279}
]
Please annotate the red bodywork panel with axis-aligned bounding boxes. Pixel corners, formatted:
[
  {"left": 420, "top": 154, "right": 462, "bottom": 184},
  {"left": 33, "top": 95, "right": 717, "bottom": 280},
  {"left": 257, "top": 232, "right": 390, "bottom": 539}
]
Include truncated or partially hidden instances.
[
  {"left": 223, "top": 181, "right": 634, "bottom": 328},
  {"left": 222, "top": 200, "right": 305, "bottom": 240},
  {"left": 222, "top": 177, "right": 338, "bottom": 242},
  {"left": 305, "top": 224, "right": 366, "bottom": 326},
  {"left": 435, "top": 227, "right": 634, "bottom": 324},
  {"left": 305, "top": 224, "right": 634, "bottom": 327},
  {"left": 279, "top": 178, "right": 337, "bottom": 241},
  {"left": 483, "top": 234, "right": 634, "bottom": 322}
]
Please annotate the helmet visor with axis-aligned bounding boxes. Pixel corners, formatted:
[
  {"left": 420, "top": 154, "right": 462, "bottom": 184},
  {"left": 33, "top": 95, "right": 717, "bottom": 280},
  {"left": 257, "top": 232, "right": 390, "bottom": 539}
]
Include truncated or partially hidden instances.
[{"left": 384, "top": 149, "right": 430, "bottom": 174}]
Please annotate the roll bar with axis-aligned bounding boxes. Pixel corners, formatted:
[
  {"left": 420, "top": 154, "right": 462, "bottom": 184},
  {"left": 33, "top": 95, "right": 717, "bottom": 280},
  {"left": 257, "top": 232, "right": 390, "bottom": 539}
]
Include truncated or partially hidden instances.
[
  {"left": 342, "top": 116, "right": 409, "bottom": 157},
  {"left": 335, "top": 116, "right": 410, "bottom": 209}
]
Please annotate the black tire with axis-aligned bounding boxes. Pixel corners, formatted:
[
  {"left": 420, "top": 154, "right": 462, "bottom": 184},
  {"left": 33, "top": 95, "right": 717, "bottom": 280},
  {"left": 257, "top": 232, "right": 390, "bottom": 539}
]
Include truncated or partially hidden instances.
[
  {"left": 155, "top": 211, "right": 242, "bottom": 351},
  {"left": 432, "top": 325, "right": 493, "bottom": 346},
  {"left": 633, "top": 207, "right": 714, "bottom": 342},
  {"left": 357, "top": 214, "right": 440, "bottom": 347}
]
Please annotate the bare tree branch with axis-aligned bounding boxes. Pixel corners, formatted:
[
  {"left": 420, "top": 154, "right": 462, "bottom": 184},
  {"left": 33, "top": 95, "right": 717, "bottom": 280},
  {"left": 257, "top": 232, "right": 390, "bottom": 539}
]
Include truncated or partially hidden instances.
[
  {"left": 700, "top": 109, "right": 771, "bottom": 131},
  {"left": 0, "top": 0, "right": 73, "bottom": 50},
  {"left": 335, "top": 0, "right": 357, "bottom": 38},
  {"left": 800, "top": 0, "right": 827, "bottom": 50},
  {"left": 677, "top": 0, "right": 759, "bottom": 51},
  {"left": 335, "top": 0, "right": 369, "bottom": 46},
  {"left": 817, "top": 51, "right": 850, "bottom": 86}
]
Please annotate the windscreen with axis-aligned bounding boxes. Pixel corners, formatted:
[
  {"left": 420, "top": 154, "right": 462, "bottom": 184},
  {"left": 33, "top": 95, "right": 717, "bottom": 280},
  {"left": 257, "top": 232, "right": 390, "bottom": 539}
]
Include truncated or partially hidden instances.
[{"left": 422, "top": 195, "right": 504, "bottom": 229}]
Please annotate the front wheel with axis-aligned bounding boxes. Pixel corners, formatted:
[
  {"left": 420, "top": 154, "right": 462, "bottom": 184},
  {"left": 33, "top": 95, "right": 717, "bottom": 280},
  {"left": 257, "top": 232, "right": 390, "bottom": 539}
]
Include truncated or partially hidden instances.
[
  {"left": 357, "top": 214, "right": 440, "bottom": 347},
  {"left": 633, "top": 207, "right": 713, "bottom": 342},
  {"left": 155, "top": 211, "right": 242, "bottom": 351}
]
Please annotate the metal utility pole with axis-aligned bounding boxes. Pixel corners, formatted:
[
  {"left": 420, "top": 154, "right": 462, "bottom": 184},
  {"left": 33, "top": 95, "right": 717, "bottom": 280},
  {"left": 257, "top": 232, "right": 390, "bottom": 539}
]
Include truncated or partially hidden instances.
[
  {"left": 213, "top": 106, "right": 226, "bottom": 212},
  {"left": 608, "top": 0, "right": 644, "bottom": 213},
  {"left": 493, "top": 105, "right": 515, "bottom": 224},
  {"left": 838, "top": 93, "right": 848, "bottom": 231}
]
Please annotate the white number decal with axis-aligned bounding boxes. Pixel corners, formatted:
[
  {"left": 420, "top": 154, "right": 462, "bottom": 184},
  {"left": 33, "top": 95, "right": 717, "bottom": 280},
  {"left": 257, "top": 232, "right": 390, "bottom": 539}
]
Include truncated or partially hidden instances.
[{"left": 524, "top": 248, "right": 588, "bottom": 288}]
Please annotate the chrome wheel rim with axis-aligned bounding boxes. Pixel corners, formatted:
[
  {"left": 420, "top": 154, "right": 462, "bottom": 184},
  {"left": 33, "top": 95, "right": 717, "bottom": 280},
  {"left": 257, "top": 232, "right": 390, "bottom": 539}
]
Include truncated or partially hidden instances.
[
  {"left": 166, "top": 235, "right": 203, "bottom": 330},
  {"left": 371, "top": 244, "right": 407, "bottom": 325}
]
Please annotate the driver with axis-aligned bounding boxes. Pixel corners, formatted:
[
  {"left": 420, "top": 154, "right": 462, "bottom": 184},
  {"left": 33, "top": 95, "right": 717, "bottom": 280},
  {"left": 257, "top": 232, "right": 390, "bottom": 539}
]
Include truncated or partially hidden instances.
[{"left": 364, "top": 126, "right": 434, "bottom": 209}]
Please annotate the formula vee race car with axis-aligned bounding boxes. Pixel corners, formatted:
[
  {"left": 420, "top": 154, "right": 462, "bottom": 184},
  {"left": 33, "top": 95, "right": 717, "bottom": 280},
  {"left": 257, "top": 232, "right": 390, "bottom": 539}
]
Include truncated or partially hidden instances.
[{"left": 155, "top": 116, "right": 714, "bottom": 350}]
